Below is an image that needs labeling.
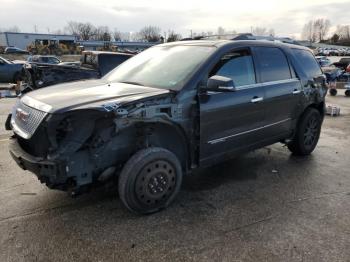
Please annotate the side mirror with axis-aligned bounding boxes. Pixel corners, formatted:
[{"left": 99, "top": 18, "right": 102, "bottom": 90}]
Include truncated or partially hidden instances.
[{"left": 207, "top": 75, "right": 236, "bottom": 91}]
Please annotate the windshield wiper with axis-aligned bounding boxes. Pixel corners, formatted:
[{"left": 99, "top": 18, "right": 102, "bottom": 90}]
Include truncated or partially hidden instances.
[{"left": 119, "top": 81, "right": 145, "bottom": 86}]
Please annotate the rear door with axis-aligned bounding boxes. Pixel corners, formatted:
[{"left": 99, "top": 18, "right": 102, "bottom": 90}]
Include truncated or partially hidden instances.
[{"left": 252, "top": 46, "right": 302, "bottom": 137}]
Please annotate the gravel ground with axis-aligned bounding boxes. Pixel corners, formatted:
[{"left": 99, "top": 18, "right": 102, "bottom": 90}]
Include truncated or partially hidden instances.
[{"left": 0, "top": 92, "right": 349, "bottom": 262}]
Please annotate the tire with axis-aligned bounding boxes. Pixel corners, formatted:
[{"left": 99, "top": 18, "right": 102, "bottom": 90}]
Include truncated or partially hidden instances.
[
  {"left": 329, "top": 89, "right": 337, "bottom": 96},
  {"left": 288, "top": 108, "right": 322, "bottom": 156},
  {"left": 345, "top": 90, "right": 350, "bottom": 97},
  {"left": 118, "top": 147, "right": 183, "bottom": 214}
]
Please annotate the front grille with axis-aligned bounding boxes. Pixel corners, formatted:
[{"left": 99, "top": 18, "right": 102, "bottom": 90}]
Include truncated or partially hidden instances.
[{"left": 11, "top": 99, "right": 48, "bottom": 139}]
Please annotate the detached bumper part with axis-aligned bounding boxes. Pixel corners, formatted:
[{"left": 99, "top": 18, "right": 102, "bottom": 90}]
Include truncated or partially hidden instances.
[{"left": 8, "top": 138, "right": 63, "bottom": 189}]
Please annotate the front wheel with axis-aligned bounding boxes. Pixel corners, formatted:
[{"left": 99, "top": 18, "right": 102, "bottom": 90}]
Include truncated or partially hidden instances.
[
  {"left": 288, "top": 108, "right": 322, "bottom": 156},
  {"left": 118, "top": 147, "right": 183, "bottom": 214},
  {"left": 345, "top": 90, "right": 350, "bottom": 97}
]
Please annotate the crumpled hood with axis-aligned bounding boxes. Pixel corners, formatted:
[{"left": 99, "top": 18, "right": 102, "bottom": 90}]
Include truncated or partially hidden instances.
[{"left": 21, "top": 79, "right": 170, "bottom": 113}]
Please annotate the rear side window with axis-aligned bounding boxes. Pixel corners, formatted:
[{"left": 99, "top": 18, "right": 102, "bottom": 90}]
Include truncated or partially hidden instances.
[
  {"left": 292, "top": 49, "right": 322, "bottom": 78},
  {"left": 254, "top": 47, "right": 291, "bottom": 82}
]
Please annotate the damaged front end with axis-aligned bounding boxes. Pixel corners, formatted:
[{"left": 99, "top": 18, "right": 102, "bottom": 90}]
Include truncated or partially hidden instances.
[{"left": 8, "top": 91, "right": 185, "bottom": 194}]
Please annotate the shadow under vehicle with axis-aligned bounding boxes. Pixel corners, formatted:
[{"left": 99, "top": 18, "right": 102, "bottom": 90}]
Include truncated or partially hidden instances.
[{"left": 6, "top": 40, "right": 327, "bottom": 214}]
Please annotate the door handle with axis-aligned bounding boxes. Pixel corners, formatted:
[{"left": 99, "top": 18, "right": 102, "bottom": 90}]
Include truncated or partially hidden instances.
[
  {"left": 292, "top": 90, "right": 301, "bottom": 95},
  {"left": 251, "top": 97, "right": 263, "bottom": 103}
]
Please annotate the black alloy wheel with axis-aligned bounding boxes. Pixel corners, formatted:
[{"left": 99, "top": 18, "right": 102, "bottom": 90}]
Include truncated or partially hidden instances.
[{"left": 288, "top": 108, "right": 322, "bottom": 155}]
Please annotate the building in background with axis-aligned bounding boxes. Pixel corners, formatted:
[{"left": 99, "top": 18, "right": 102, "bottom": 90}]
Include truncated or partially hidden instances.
[
  {"left": 0, "top": 32, "right": 77, "bottom": 49},
  {"left": 76, "top": 40, "right": 157, "bottom": 51}
]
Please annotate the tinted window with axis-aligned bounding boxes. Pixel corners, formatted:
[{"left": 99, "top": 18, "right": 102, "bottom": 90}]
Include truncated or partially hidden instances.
[
  {"left": 210, "top": 50, "right": 256, "bottom": 87},
  {"left": 255, "top": 47, "right": 291, "bottom": 82},
  {"left": 41, "top": 57, "right": 49, "bottom": 63},
  {"left": 47, "top": 57, "right": 60, "bottom": 64},
  {"left": 293, "top": 49, "right": 323, "bottom": 78}
]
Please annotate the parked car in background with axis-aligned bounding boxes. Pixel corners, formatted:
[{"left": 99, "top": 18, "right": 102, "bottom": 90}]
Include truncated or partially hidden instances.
[
  {"left": 21, "top": 51, "right": 133, "bottom": 92},
  {"left": 0, "top": 56, "right": 23, "bottom": 83},
  {"left": 4, "top": 47, "right": 29, "bottom": 54},
  {"left": 27, "top": 55, "right": 80, "bottom": 66},
  {"left": 6, "top": 40, "right": 327, "bottom": 214},
  {"left": 316, "top": 56, "right": 332, "bottom": 67},
  {"left": 27, "top": 55, "right": 60, "bottom": 64},
  {"left": 333, "top": 57, "right": 350, "bottom": 70}
]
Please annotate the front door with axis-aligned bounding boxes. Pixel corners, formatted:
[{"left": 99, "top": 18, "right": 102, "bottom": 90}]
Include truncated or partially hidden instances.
[{"left": 199, "top": 48, "right": 266, "bottom": 164}]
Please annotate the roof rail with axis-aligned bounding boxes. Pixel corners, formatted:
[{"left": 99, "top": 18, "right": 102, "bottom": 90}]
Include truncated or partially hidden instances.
[
  {"left": 181, "top": 33, "right": 301, "bottom": 45},
  {"left": 232, "top": 33, "right": 301, "bottom": 45}
]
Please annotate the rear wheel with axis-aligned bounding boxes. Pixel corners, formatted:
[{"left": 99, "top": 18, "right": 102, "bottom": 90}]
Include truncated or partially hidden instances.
[
  {"left": 118, "top": 147, "right": 183, "bottom": 214},
  {"left": 345, "top": 90, "right": 350, "bottom": 97},
  {"left": 288, "top": 108, "right": 322, "bottom": 155}
]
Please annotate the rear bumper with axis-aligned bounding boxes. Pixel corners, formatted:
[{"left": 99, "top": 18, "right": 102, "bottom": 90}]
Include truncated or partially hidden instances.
[{"left": 8, "top": 138, "right": 66, "bottom": 189}]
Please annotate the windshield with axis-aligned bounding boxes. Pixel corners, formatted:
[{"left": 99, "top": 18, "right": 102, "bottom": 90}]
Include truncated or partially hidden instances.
[{"left": 104, "top": 45, "right": 215, "bottom": 90}]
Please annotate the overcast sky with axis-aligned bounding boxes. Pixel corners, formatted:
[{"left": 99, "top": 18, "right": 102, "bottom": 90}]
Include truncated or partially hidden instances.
[{"left": 1, "top": 0, "right": 349, "bottom": 39}]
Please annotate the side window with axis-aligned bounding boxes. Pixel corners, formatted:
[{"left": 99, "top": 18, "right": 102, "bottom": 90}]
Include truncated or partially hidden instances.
[
  {"left": 255, "top": 47, "right": 291, "bottom": 82},
  {"left": 41, "top": 57, "right": 49, "bottom": 63},
  {"left": 210, "top": 49, "right": 256, "bottom": 87},
  {"left": 292, "top": 49, "right": 322, "bottom": 78},
  {"left": 48, "top": 57, "right": 59, "bottom": 64}
]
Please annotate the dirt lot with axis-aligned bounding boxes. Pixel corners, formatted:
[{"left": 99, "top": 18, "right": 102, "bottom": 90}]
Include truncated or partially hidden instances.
[{"left": 0, "top": 93, "right": 350, "bottom": 262}]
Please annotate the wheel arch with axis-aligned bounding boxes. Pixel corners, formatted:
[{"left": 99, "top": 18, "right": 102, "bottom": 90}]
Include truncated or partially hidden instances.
[
  {"left": 143, "top": 121, "right": 190, "bottom": 172},
  {"left": 308, "top": 101, "right": 325, "bottom": 118}
]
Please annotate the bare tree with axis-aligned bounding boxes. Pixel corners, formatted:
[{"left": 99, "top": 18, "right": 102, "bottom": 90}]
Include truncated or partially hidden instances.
[
  {"left": 217, "top": 26, "right": 225, "bottom": 35},
  {"left": 336, "top": 25, "right": 350, "bottom": 40},
  {"left": 92, "top": 26, "right": 111, "bottom": 41},
  {"left": 167, "top": 31, "right": 182, "bottom": 42},
  {"left": 79, "top": 23, "right": 95, "bottom": 40},
  {"left": 330, "top": 33, "right": 340, "bottom": 43},
  {"left": 251, "top": 27, "right": 275, "bottom": 36},
  {"left": 252, "top": 27, "right": 267, "bottom": 36},
  {"left": 64, "top": 21, "right": 95, "bottom": 40},
  {"left": 302, "top": 19, "right": 331, "bottom": 42},
  {"left": 314, "top": 18, "right": 331, "bottom": 41},
  {"left": 64, "top": 21, "right": 81, "bottom": 36},
  {"left": 139, "top": 26, "right": 161, "bottom": 42},
  {"left": 113, "top": 29, "right": 122, "bottom": 41},
  {"left": 302, "top": 21, "right": 317, "bottom": 42}
]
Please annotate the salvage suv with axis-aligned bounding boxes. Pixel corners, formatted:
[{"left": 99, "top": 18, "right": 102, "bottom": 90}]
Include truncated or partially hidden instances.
[{"left": 6, "top": 40, "right": 327, "bottom": 214}]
